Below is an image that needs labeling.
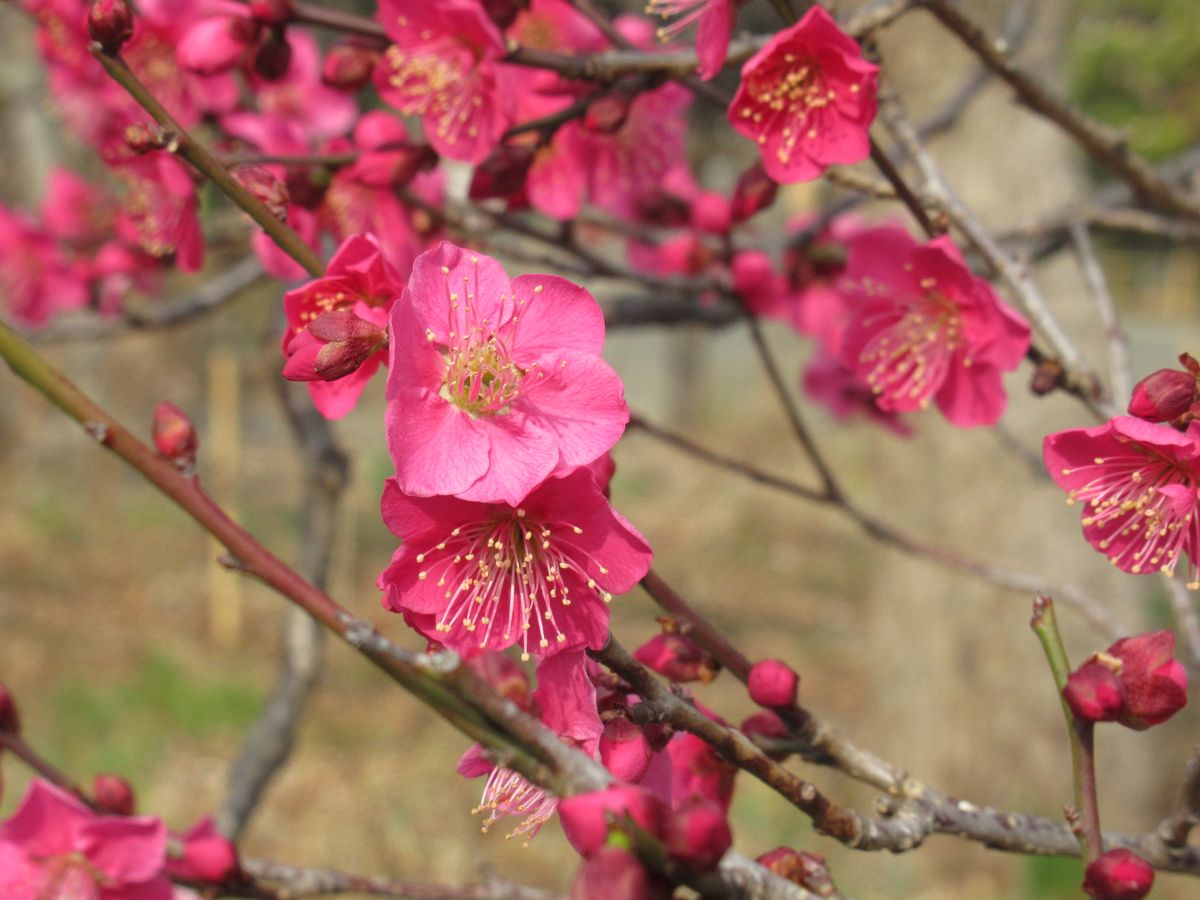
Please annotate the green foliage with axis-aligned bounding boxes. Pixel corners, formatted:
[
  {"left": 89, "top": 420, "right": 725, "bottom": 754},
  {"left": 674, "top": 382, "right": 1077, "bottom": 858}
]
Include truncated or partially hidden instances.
[{"left": 1069, "top": 0, "right": 1200, "bottom": 161}]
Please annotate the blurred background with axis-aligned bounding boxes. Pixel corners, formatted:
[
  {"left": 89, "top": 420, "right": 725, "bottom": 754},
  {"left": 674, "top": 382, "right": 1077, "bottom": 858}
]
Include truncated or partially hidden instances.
[{"left": 2, "top": 1, "right": 1200, "bottom": 897}]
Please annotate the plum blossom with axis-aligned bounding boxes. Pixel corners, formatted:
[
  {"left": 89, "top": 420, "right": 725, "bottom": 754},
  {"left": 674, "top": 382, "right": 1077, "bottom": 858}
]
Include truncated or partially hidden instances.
[
  {"left": 1045, "top": 416, "right": 1200, "bottom": 584},
  {"left": 728, "top": 6, "right": 877, "bottom": 183},
  {"left": 385, "top": 242, "right": 628, "bottom": 505},
  {"left": 378, "top": 468, "right": 652, "bottom": 658},
  {"left": 647, "top": 0, "right": 740, "bottom": 80},
  {"left": 839, "top": 226, "right": 1031, "bottom": 427},
  {"left": 374, "top": 0, "right": 514, "bottom": 163},
  {"left": 0, "top": 778, "right": 172, "bottom": 899}
]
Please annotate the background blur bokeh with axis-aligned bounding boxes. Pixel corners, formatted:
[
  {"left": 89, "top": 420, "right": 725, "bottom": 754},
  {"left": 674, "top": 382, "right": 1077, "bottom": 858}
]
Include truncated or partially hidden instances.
[{"left": 3, "top": 1, "right": 1200, "bottom": 897}]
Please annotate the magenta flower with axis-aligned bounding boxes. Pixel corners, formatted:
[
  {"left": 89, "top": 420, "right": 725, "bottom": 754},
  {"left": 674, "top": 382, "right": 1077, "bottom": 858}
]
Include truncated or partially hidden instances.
[
  {"left": 839, "top": 227, "right": 1031, "bottom": 427},
  {"left": 282, "top": 234, "right": 403, "bottom": 419},
  {"left": 379, "top": 468, "right": 652, "bottom": 658},
  {"left": 1044, "top": 416, "right": 1200, "bottom": 585},
  {"left": 647, "top": 0, "right": 739, "bottom": 80},
  {"left": 386, "top": 242, "right": 629, "bottom": 505},
  {"left": 728, "top": 6, "right": 877, "bottom": 183},
  {"left": 1107, "top": 630, "right": 1189, "bottom": 729},
  {"left": 374, "top": 0, "right": 513, "bottom": 163},
  {"left": 0, "top": 779, "right": 172, "bottom": 899}
]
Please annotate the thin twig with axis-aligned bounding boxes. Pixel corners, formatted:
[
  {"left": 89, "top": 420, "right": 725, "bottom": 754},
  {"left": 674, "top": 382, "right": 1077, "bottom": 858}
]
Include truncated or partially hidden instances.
[{"left": 1068, "top": 221, "right": 1131, "bottom": 403}]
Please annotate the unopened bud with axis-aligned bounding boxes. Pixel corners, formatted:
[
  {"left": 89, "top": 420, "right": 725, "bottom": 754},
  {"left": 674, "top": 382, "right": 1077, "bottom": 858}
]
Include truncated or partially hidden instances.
[
  {"left": 633, "top": 633, "right": 720, "bottom": 684},
  {"left": 321, "top": 39, "right": 380, "bottom": 91},
  {"left": 183, "top": 834, "right": 240, "bottom": 883},
  {"left": 481, "top": 0, "right": 529, "bottom": 30},
  {"left": 92, "top": 774, "right": 136, "bottom": 815},
  {"left": 664, "top": 798, "right": 732, "bottom": 871},
  {"left": 598, "top": 717, "right": 652, "bottom": 783},
  {"left": 88, "top": 0, "right": 135, "bottom": 53},
  {"left": 0, "top": 682, "right": 19, "bottom": 733},
  {"left": 124, "top": 123, "right": 174, "bottom": 155},
  {"left": 747, "top": 659, "right": 799, "bottom": 708},
  {"left": 248, "top": 0, "right": 292, "bottom": 24},
  {"left": 1128, "top": 363, "right": 1198, "bottom": 423},
  {"left": 1083, "top": 848, "right": 1154, "bottom": 900},
  {"left": 469, "top": 144, "right": 536, "bottom": 201},
  {"left": 691, "top": 191, "right": 731, "bottom": 235},
  {"left": 1062, "top": 656, "right": 1124, "bottom": 723},
  {"left": 252, "top": 27, "right": 292, "bottom": 81},
  {"left": 152, "top": 402, "right": 198, "bottom": 471},
  {"left": 731, "top": 162, "right": 778, "bottom": 223},
  {"left": 283, "top": 310, "right": 388, "bottom": 382},
  {"left": 1030, "top": 357, "right": 1064, "bottom": 396},
  {"left": 232, "top": 165, "right": 289, "bottom": 220}
]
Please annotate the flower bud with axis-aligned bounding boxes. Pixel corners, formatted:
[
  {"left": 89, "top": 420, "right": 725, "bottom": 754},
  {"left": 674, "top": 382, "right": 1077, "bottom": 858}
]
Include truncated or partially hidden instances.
[
  {"left": 633, "top": 633, "right": 719, "bottom": 684},
  {"left": 152, "top": 402, "right": 198, "bottom": 471},
  {"left": 182, "top": 834, "right": 239, "bottom": 883},
  {"left": 664, "top": 798, "right": 732, "bottom": 871},
  {"left": 1083, "top": 848, "right": 1154, "bottom": 900},
  {"left": 691, "top": 192, "right": 731, "bottom": 235},
  {"left": 599, "top": 718, "right": 653, "bottom": 783},
  {"left": 283, "top": 310, "right": 388, "bottom": 382},
  {"left": 251, "top": 27, "right": 292, "bottom": 81},
  {"left": 469, "top": 144, "right": 536, "bottom": 201},
  {"left": 1107, "top": 630, "right": 1188, "bottom": 730},
  {"left": 92, "top": 774, "right": 136, "bottom": 815},
  {"left": 731, "top": 162, "right": 778, "bottom": 223},
  {"left": 748, "top": 659, "right": 799, "bottom": 708},
  {"left": 0, "top": 682, "right": 19, "bottom": 733},
  {"left": 87, "top": 0, "right": 135, "bottom": 53},
  {"left": 571, "top": 847, "right": 667, "bottom": 900},
  {"left": 248, "top": 0, "right": 292, "bottom": 24},
  {"left": 232, "top": 165, "right": 289, "bottom": 221},
  {"left": 558, "top": 785, "right": 667, "bottom": 858},
  {"left": 1063, "top": 656, "right": 1125, "bottom": 723},
  {"left": 1128, "top": 363, "right": 1198, "bottom": 423},
  {"left": 321, "top": 39, "right": 380, "bottom": 91}
]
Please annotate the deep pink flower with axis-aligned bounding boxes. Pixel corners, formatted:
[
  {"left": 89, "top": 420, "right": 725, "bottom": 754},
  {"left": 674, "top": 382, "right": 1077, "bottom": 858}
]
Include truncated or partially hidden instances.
[
  {"left": 115, "top": 154, "right": 205, "bottom": 272},
  {"left": 458, "top": 650, "right": 602, "bottom": 840},
  {"left": 379, "top": 468, "right": 651, "bottom": 657},
  {"left": 559, "top": 784, "right": 668, "bottom": 857},
  {"left": 839, "top": 227, "right": 1030, "bottom": 426},
  {"left": 177, "top": 14, "right": 258, "bottom": 75},
  {"left": 0, "top": 779, "right": 172, "bottom": 899},
  {"left": 666, "top": 732, "right": 735, "bottom": 813},
  {"left": 0, "top": 206, "right": 89, "bottom": 326},
  {"left": 1062, "top": 657, "right": 1126, "bottom": 723},
  {"left": 572, "top": 846, "right": 668, "bottom": 900},
  {"left": 1083, "top": 848, "right": 1154, "bottom": 900},
  {"left": 1044, "top": 416, "right": 1200, "bottom": 584},
  {"left": 803, "top": 351, "right": 913, "bottom": 436},
  {"left": 1108, "top": 630, "right": 1189, "bottom": 729},
  {"left": 664, "top": 798, "right": 732, "bottom": 870},
  {"left": 386, "top": 242, "right": 629, "bottom": 504},
  {"left": 647, "top": 0, "right": 738, "bottom": 80},
  {"left": 241, "top": 31, "right": 358, "bottom": 143},
  {"left": 282, "top": 234, "right": 403, "bottom": 418},
  {"left": 374, "top": 0, "right": 514, "bottom": 163},
  {"left": 728, "top": 6, "right": 877, "bottom": 183},
  {"left": 599, "top": 718, "right": 653, "bottom": 783}
]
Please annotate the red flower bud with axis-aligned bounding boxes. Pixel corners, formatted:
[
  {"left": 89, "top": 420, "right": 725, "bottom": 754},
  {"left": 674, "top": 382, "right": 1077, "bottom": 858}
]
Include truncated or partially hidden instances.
[
  {"left": 92, "top": 774, "right": 136, "bottom": 815},
  {"left": 182, "top": 834, "right": 240, "bottom": 883},
  {"left": 469, "top": 144, "right": 536, "bottom": 202},
  {"left": 0, "top": 682, "right": 19, "bottom": 733},
  {"left": 558, "top": 785, "right": 667, "bottom": 858},
  {"left": 232, "top": 165, "right": 289, "bottom": 221},
  {"left": 633, "top": 633, "right": 720, "bottom": 684},
  {"left": 571, "top": 847, "right": 669, "bottom": 900},
  {"left": 1107, "top": 630, "right": 1188, "bottom": 729},
  {"left": 748, "top": 659, "right": 799, "bottom": 708},
  {"left": 248, "top": 0, "right": 292, "bottom": 24},
  {"left": 321, "top": 39, "right": 380, "bottom": 91},
  {"left": 599, "top": 718, "right": 653, "bottom": 783},
  {"left": 690, "top": 192, "right": 731, "bottom": 235},
  {"left": 252, "top": 28, "right": 292, "bottom": 81},
  {"left": 1083, "top": 848, "right": 1154, "bottom": 900},
  {"left": 152, "top": 402, "right": 198, "bottom": 471},
  {"left": 756, "top": 847, "right": 835, "bottom": 893},
  {"left": 87, "top": 0, "right": 135, "bottom": 53},
  {"left": 1062, "top": 656, "right": 1125, "bottom": 723},
  {"left": 731, "top": 162, "right": 779, "bottom": 223},
  {"left": 664, "top": 798, "right": 732, "bottom": 871},
  {"left": 1128, "top": 365, "right": 1198, "bottom": 423},
  {"left": 283, "top": 310, "right": 388, "bottom": 383}
]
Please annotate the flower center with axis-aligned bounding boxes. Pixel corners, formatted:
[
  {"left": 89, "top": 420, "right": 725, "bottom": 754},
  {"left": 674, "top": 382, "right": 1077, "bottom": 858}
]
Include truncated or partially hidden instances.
[
  {"left": 443, "top": 336, "right": 524, "bottom": 417},
  {"left": 414, "top": 509, "right": 612, "bottom": 659},
  {"left": 473, "top": 767, "right": 558, "bottom": 844},
  {"left": 1062, "top": 440, "right": 1200, "bottom": 585},
  {"left": 859, "top": 290, "right": 964, "bottom": 406}
]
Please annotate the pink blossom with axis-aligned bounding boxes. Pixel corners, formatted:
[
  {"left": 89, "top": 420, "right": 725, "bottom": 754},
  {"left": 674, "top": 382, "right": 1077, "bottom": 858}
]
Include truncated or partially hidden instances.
[
  {"left": 115, "top": 154, "right": 205, "bottom": 272},
  {"left": 728, "top": 6, "right": 877, "bottom": 183},
  {"left": 385, "top": 242, "right": 629, "bottom": 504},
  {"left": 240, "top": 31, "right": 358, "bottom": 142},
  {"left": 0, "top": 779, "right": 172, "bottom": 899},
  {"left": 839, "top": 227, "right": 1030, "bottom": 426},
  {"left": 374, "top": 0, "right": 514, "bottom": 163},
  {"left": 599, "top": 718, "right": 654, "bottom": 783},
  {"left": 177, "top": 14, "right": 258, "bottom": 75},
  {"left": 1044, "top": 416, "right": 1200, "bottom": 584},
  {"left": 666, "top": 732, "right": 735, "bottom": 812},
  {"left": 647, "top": 0, "right": 739, "bottom": 80},
  {"left": 379, "top": 468, "right": 652, "bottom": 658},
  {"left": 802, "top": 351, "right": 912, "bottom": 436},
  {"left": 0, "top": 206, "right": 89, "bottom": 326},
  {"left": 559, "top": 784, "right": 668, "bottom": 857},
  {"left": 664, "top": 798, "right": 732, "bottom": 870},
  {"left": 282, "top": 235, "right": 403, "bottom": 419},
  {"left": 458, "top": 650, "right": 603, "bottom": 840}
]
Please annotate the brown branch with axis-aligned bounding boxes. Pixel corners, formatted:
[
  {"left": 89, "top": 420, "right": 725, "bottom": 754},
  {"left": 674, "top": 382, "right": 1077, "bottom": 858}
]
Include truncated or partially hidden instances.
[
  {"left": 1158, "top": 745, "right": 1200, "bottom": 849},
  {"left": 915, "top": 0, "right": 1200, "bottom": 221}
]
